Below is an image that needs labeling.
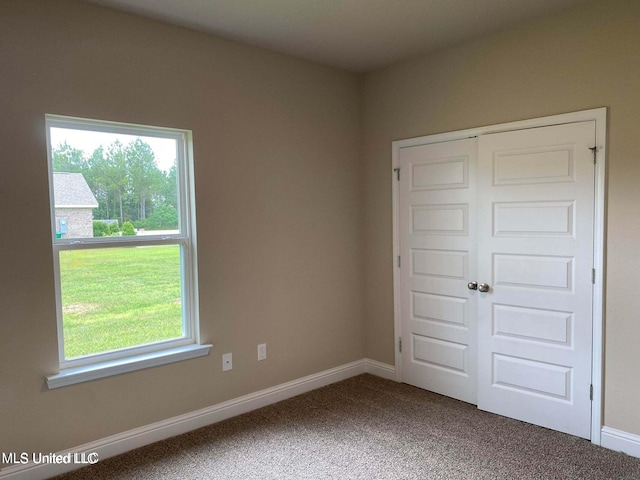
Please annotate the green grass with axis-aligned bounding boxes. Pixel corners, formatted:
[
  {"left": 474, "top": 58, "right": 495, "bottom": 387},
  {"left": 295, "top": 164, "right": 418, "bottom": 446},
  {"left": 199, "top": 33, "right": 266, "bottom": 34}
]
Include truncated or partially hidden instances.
[{"left": 59, "top": 245, "right": 183, "bottom": 359}]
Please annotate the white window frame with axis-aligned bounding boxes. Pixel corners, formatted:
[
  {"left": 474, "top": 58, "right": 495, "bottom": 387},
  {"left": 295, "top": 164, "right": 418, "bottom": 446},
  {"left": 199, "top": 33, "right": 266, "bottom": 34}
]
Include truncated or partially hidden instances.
[{"left": 45, "top": 115, "right": 210, "bottom": 388}]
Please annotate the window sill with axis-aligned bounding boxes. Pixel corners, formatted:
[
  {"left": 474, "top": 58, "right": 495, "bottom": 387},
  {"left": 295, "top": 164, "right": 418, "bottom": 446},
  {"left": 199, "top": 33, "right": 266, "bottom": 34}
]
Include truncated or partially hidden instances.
[{"left": 46, "top": 344, "right": 212, "bottom": 389}]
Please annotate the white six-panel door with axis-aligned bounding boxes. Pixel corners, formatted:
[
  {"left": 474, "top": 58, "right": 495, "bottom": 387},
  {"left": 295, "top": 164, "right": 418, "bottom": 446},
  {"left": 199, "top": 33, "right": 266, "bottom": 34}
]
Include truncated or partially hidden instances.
[{"left": 397, "top": 119, "right": 596, "bottom": 439}]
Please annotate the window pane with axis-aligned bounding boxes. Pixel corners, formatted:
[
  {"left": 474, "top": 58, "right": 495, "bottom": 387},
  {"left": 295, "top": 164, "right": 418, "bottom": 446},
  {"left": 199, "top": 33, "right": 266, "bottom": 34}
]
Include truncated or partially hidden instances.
[
  {"left": 59, "top": 245, "right": 183, "bottom": 359},
  {"left": 49, "top": 127, "right": 179, "bottom": 240}
]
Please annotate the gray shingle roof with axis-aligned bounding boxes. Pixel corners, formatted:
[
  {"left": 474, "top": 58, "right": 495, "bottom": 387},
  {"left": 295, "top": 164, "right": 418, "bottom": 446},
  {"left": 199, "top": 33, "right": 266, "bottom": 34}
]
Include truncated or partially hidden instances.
[{"left": 53, "top": 172, "right": 99, "bottom": 208}]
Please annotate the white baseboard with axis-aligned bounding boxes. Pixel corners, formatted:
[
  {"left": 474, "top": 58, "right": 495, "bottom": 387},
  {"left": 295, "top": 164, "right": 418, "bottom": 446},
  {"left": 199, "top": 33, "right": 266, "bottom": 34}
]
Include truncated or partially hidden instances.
[
  {"left": 601, "top": 426, "right": 640, "bottom": 459},
  {"left": 364, "top": 358, "right": 396, "bottom": 380},
  {"left": 1, "top": 358, "right": 395, "bottom": 480}
]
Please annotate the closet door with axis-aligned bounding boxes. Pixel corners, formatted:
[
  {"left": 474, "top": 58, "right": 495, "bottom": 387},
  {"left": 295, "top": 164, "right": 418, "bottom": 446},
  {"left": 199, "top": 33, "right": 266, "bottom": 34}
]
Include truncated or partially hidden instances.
[
  {"left": 398, "top": 138, "right": 478, "bottom": 404},
  {"left": 476, "top": 121, "right": 595, "bottom": 439}
]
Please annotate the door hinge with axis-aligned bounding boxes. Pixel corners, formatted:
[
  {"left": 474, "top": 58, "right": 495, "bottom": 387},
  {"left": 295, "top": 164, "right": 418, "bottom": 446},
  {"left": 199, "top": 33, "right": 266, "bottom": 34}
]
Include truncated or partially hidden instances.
[
  {"left": 398, "top": 255, "right": 401, "bottom": 268},
  {"left": 394, "top": 168, "right": 400, "bottom": 181},
  {"left": 590, "top": 384, "right": 594, "bottom": 401},
  {"left": 399, "top": 337, "right": 402, "bottom": 353},
  {"left": 592, "top": 268, "right": 596, "bottom": 284},
  {"left": 589, "top": 146, "right": 598, "bottom": 164}
]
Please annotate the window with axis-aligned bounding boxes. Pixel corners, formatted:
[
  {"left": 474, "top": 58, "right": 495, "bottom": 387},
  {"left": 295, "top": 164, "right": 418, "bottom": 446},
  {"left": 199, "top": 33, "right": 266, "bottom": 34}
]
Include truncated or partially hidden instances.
[{"left": 45, "top": 115, "right": 209, "bottom": 388}]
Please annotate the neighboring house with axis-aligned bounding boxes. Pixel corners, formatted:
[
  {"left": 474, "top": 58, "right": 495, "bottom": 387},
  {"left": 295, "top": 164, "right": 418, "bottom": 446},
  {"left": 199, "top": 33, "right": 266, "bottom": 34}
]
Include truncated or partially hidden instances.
[{"left": 53, "top": 172, "right": 99, "bottom": 238}]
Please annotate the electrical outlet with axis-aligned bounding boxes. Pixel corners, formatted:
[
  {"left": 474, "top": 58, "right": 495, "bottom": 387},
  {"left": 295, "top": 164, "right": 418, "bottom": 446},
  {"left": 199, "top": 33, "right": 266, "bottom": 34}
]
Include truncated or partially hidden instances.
[
  {"left": 258, "top": 343, "right": 267, "bottom": 361},
  {"left": 222, "top": 353, "right": 232, "bottom": 371}
]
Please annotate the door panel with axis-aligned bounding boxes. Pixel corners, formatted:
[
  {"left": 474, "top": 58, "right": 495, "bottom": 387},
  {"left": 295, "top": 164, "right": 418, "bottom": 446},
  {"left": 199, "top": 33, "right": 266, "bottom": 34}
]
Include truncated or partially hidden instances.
[
  {"left": 399, "top": 138, "right": 478, "bottom": 405},
  {"left": 476, "top": 121, "right": 595, "bottom": 439}
]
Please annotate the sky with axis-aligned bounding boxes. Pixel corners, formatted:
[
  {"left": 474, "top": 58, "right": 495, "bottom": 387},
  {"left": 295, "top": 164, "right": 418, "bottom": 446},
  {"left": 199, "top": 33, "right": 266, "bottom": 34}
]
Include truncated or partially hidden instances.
[{"left": 49, "top": 127, "right": 177, "bottom": 173}]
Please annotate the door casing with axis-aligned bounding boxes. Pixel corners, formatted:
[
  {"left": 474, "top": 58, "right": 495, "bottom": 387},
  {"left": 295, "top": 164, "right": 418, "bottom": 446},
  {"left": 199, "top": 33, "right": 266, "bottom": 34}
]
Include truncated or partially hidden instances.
[{"left": 391, "top": 107, "right": 607, "bottom": 446}]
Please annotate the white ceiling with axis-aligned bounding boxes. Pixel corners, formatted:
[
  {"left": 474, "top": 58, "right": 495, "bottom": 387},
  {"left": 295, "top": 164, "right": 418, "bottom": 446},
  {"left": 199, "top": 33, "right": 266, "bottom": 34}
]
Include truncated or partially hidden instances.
[{"left": 84, "top": 0, "right": 593, "bottom": 72}]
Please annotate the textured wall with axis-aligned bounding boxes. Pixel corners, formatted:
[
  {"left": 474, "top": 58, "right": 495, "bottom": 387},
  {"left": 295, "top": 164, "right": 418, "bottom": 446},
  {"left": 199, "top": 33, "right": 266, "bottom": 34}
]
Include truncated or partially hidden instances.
[{"left": 55, "top": 208, "right": 93, "bottom": 238}]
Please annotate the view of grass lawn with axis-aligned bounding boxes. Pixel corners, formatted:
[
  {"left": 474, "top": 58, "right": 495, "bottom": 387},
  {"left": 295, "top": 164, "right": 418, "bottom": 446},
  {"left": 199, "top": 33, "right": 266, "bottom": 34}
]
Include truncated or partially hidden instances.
[{"left": 59, "top": 245, "right": 183, "bottom": 359}]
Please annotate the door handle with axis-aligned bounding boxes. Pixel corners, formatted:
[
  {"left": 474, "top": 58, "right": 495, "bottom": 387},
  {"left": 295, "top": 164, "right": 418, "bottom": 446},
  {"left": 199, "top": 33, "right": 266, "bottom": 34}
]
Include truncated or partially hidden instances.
[
  {"left": 467, "top": 281, "right": 478, "bottom": 290},
  {"left": 478, "top": 283, "right": 490, "bottom": 293}
]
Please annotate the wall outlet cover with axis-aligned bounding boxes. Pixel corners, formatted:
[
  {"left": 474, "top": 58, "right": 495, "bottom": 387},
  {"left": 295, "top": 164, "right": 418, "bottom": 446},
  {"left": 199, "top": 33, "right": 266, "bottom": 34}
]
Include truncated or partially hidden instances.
[
  {"left": 258, "top": 343, "right": 267, "bottom": 361},
  {"left": 222, "top": 353, "right": 232, "bottom": 371}
]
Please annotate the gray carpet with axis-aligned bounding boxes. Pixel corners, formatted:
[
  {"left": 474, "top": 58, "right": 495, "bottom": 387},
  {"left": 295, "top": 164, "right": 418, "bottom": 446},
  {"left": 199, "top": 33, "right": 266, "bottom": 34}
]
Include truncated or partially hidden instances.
[{"left": 54, "top": 374, "right": 640, "bottom": 479}]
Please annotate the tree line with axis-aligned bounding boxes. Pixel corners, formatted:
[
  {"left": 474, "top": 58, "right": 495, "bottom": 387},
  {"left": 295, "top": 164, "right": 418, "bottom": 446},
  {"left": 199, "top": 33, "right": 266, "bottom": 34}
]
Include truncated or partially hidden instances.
[{"left": 52, "top": 138, "right": 178, "bottom": 230}]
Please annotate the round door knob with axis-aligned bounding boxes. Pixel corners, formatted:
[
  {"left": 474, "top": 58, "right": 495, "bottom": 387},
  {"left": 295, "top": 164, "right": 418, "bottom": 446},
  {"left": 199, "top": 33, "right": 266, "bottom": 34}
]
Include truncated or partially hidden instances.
[
  {"left": 478, "top": 283, "right": 490, "bottom": 293},
  {"left": 467, "top": 281, "right": 478, "bottom": 290}
]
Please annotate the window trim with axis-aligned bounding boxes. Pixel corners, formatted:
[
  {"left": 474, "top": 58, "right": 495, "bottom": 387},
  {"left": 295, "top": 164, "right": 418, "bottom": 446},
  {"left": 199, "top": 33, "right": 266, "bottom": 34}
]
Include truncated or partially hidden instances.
[
  {"left": 45, "top": 114, "right": 209, "bottom": 385},
  {"left": 46, "top": 344, "right": 211, "bottom": 389}
]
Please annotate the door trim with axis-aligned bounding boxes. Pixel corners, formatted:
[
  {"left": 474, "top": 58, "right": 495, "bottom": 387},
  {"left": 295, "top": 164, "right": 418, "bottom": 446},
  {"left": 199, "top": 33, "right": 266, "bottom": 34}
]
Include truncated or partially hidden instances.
[{"left": 392, "top": 107, "right": 607, "bottom": 445}]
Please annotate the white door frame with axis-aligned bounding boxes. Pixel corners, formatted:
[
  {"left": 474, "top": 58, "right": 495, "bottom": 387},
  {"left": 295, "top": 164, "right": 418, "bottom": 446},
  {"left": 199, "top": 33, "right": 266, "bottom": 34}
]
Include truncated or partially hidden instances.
[{"left": 392, "top": 107, "right": 607, "bottom": 445}]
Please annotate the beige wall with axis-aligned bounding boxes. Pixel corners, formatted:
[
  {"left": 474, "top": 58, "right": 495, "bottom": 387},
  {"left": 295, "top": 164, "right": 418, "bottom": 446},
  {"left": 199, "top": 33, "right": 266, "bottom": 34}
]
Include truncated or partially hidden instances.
[
  {"left": 362, "top": 0, "right": 640, "bottom": 435},
  {"left": 0, "top": 0, "right": 363, "bottom": 456}
]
